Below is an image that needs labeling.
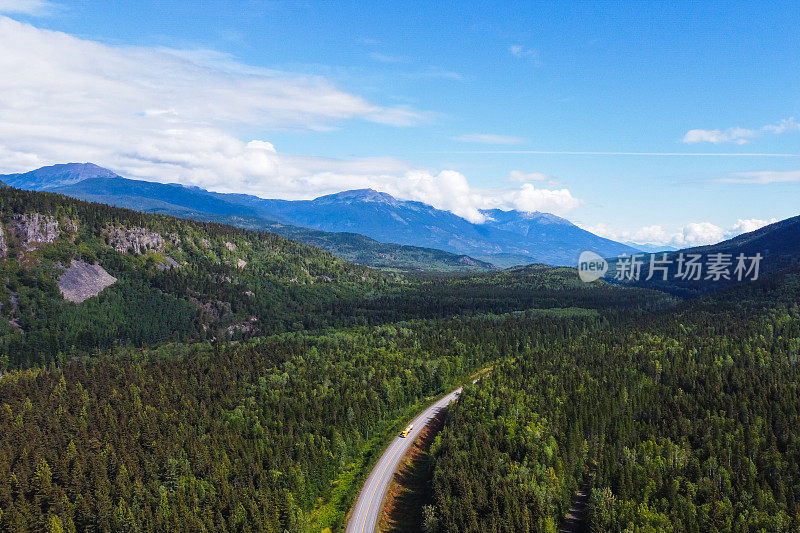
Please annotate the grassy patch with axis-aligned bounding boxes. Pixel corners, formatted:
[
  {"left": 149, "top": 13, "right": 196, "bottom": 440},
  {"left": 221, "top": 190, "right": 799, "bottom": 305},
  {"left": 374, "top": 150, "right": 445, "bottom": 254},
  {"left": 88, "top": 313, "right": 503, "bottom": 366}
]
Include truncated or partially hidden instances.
[{"left": 308, "top": 396, "right": 433, "bottom": 531}]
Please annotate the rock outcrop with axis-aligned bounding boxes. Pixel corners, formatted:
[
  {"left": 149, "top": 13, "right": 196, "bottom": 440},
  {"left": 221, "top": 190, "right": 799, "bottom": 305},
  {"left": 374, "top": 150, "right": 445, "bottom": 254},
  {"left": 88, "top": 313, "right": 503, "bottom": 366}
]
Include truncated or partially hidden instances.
[
  {"left": 11, "top": 213, "right": 61, "bottom": 250},
  {"left": 458, "top": 256, "right": 482, "bottom": 267},
  {"left": 58, "top": 260, "right": 117, "bottom": 303},
  {"left": 156, "top": 254, "right": 181, "bottom": 271},
  {"left": 0, "top": 226, "right": 7, "bottom": 258},
  {"left": 105, "top": 226, "right": 165, "bottom": 254}
]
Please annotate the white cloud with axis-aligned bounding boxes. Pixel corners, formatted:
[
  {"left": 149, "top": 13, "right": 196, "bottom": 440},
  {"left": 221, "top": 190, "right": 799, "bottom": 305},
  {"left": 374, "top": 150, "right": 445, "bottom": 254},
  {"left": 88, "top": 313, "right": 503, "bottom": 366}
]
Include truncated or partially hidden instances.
[
  {"left": 719, "top": 170, "right": 800, "bottom": 184},
  {"left": 508, "top": 170, "right": 551, "bottom": 182},
  {"left": 0, "top": 0, "right": 54, "bottom": 15},
  {"left": 630, "top": 225, "right": 671, "bottom": 244},
  {"left": 455, "top": 133, "right": 525, "bottom": 145},
  {"left": 0, "top": 15, "right": 422, "bottom": 186},
  {"left": 0, "top": 16, "right": 424, "bottom": 151},
  {"left": 682, "top": 127, "right": 757, "bottom": 145},
  {"left": 730, "top": 218, "right": 778, "bottom": 233},
  {"left": 388, "top": 170, "right": 487, "bottom": 223},
  {"left": 581, "top": 218, "right": 778, "bottom": 248},
  {"left": 676, "top": 222, "right": 727, "bottom": 246},
  {"left": 683, "top": 117, "right": 799, "bottom": 145},
  {"left": 368, "top": 52, "right": 409, "bottom": 64},
  {"left": 358, "top": 172, "right": 581, "bottom": 224},
  {"left": 0, "top": 16, "right": 582, "bottom": 225},
  {"left": 509, "top": 45, "right": 540, "bottom": 63},
  {"left": 500, "top": 183, "right": 581, "bottom": 215},
  {"left": 762, "top": 117, "right": 800, "bottom": 134},
  {"left": 581, "top": 223, "right": 679, "bottom": 246},
  {"left": 507, "top": 170, "right": 562, "bottom": 187}
]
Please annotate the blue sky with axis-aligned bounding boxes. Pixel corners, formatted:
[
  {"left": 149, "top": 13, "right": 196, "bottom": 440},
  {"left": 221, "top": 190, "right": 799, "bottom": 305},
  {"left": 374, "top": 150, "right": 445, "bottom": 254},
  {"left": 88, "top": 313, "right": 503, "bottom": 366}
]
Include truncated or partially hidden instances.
[{"left": 0, "top": 0, "right": 798, "bottom": 246}]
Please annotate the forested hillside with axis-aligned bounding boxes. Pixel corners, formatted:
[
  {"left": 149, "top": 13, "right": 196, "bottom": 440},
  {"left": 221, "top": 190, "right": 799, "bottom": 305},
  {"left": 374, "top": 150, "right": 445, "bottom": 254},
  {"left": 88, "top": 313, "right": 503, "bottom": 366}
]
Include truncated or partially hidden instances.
[
  {"left": 428, "top": 268, "right": 800, "bottom": 532},
  {"left": 0, "top": 188, "right": 385, "bottom": 369},
  {"left": 0, "top": 187, "right": 672, "bottom": 371}
]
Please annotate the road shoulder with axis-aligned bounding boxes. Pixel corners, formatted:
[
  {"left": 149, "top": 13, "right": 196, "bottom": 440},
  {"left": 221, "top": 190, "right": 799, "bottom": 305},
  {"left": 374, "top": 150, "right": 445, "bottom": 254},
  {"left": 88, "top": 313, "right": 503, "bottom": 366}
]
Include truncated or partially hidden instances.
[{"left": 377, "top": 408, "right": 447, "bottom": 532}]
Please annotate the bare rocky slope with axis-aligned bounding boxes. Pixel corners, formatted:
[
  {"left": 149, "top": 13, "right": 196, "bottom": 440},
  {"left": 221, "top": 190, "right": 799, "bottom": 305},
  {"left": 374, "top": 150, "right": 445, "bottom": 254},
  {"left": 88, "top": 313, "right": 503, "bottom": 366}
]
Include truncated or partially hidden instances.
[{"left": 58, "top": 260, "right": 117, "bottom": 303}]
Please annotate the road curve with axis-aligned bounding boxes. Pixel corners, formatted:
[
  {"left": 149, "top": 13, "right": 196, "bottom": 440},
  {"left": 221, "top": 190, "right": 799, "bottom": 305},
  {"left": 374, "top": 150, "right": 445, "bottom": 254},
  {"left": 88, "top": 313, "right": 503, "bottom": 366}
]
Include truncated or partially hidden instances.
[{"left": 346, "top": 387, "right": 463, "bottom": 533}]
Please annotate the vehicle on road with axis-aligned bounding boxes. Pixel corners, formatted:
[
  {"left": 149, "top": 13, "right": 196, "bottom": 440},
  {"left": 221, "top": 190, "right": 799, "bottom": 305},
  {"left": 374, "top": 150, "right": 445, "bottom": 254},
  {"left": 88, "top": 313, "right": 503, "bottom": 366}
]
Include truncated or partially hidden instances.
[{"left": 347, "top": 387, "right": 464, "bottom": 533}]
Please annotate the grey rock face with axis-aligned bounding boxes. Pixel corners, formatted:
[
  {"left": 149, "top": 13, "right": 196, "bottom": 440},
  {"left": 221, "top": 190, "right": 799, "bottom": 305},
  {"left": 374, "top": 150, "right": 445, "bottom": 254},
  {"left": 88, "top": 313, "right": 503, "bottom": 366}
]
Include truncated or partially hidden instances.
[
  {"left": 0, "top": 226, "right": 7, "bottom": 258},
  {"left": 105, "top": 226, "right": 165, "bottom": 254},
  {"left": 58, "top": 260, "right": 117, "bottom": 303},
  {"left": 156, "top": 254, "right": 181, "bottom": 271},
  {"left": 11, "top": 213, "right": 61, "bottom": 250}
]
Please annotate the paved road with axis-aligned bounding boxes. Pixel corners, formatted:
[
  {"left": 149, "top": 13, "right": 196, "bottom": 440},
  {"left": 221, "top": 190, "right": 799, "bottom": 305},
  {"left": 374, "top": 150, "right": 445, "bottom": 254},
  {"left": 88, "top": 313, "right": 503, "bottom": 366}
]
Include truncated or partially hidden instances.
[{"left": 345, "top": 387, "right": 463, "bottom": 533}]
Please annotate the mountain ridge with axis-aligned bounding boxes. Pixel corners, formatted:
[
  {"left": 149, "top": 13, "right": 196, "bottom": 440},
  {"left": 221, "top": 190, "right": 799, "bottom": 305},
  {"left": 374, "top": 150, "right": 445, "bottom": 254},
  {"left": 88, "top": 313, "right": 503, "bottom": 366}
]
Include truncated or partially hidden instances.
[
  {"left": 1, "top": 170, "right": 495, "bottom": 272},
  {"left": 2, "top": 162, "right": 121, "bottom": 190},
  {"left": 1, "top": 163, "right": 641, "bottom": 267},
  {"left": 612, "top": 215, "right": 800, "bottom": 296}
]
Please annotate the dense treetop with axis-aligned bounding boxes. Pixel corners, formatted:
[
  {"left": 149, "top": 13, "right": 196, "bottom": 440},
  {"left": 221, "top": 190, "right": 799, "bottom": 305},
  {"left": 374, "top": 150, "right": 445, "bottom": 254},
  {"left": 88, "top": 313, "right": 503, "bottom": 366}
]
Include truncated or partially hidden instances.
[{"left": 428, "top": 269, "right": 800, "bottom": 532}]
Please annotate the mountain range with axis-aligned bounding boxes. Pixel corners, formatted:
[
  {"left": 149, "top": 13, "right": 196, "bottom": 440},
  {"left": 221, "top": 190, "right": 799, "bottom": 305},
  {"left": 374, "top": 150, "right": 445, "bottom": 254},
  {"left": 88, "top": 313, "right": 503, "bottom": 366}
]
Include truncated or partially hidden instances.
[
  {"left": 608, "top": 215, "right": 800, "bottom": 296},
  {"left": 1, "top": 163, "right": 641, "bottom": 268},
  {"left": 0, "top": 164, "right": 493, "bottom": 272}
]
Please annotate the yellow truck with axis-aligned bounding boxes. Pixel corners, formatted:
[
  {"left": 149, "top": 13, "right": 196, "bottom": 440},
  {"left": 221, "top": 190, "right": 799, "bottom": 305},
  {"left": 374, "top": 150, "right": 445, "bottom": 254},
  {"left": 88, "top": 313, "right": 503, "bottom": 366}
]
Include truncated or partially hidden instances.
[{"left": 400, "top": 424, "right": 413, "bottom": 438}]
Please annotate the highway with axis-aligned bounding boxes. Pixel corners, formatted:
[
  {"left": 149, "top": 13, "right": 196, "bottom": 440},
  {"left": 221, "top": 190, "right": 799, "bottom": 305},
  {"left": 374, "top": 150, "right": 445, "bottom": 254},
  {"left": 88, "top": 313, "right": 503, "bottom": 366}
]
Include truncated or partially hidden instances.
[{"left": 345, "top": 387, "right": 463, "bottom": 533}]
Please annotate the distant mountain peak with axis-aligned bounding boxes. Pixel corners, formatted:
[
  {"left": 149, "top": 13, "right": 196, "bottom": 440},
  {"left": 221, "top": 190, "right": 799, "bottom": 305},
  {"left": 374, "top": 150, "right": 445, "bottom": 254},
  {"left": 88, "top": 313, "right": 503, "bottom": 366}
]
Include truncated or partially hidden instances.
[
  {"left": 526, "top": 211, "right": 572, "bottom": 225},
  {"left": 32, "top": 162, "right": 119, "bottom": 178},
  {"left": 480, "top": 208, "right": 573, "bottom": 227},
  {"left": 58, "top": 162, "right": 108, "bottom": 171},
  {"left": 314, "top": 188, "right": 400, "bottom": 205},
  {"left": 3, "top": 162, "right": 121, "bottom": 190}
]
